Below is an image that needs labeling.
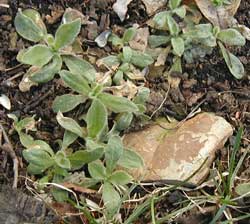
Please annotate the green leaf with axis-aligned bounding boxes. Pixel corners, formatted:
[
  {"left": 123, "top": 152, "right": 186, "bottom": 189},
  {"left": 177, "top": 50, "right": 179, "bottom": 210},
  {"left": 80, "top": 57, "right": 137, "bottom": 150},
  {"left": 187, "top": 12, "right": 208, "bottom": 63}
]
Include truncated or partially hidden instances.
[
  {"left": 27, "top": 163, "right": 46, "bottom": 175},
  {"left": 130, "top": 49, "right": 154, "bottom": 68},
  {"left": 88, "top": 160, "right": 106, "bottom": 180},
  {"left": 55, "top": 151, "right": 71, "bottom": 169},
  {"left": 17, "top": 45, "right": 53, "bottom": 67},
  {"left": 52, "top": 94, "right": 87, "bottom": 113},
  {"left": 56, "top": 111, "right": 84, "bottom": 137},
  {"left": 86, "top": 99, "right": 108, "bottom": 139},
  {"left": 217, "top": 29, "right": 246, "bottom": 46},
  {"left": 98, "top": 93, "right": 138, "bottom": 113},
  {"left": 133, "top": 87, "right": 150, "bottom": 105},
  {"left": 123, "top": 27, "right": 137, "bottom": 43},
  {"left": 118, "top": 149, "right": 144, "bottom": 169},
  {"left": 59, "top": 70, "right": 91, "bottom": 95},
  {"left": 148, "top": 35, "right": 170, "bottom": 48},
  {"left": 30, "top": 54, "right": 62, "bottom": 83},
  {"left": 113, "top": 70, "right": 124, "bottom": 85},
  {"left": 69, "top": 148, "right": 104, "bottom": 169},
  {"left": 54, "top": 19, "right": 81, "bottom": 50},
  {"left": 122, "top": 46, "right": 133, "bottom": 63},
  {"left": 171, "top": 37, "right": 184, "bottom": 57},
  {"left": 62, "top": 130, "right": 78, "bottom": 150},
  {"left": 109, "top": 34, "right": 123, "bottom": 46},
  {"left": 15, "top": 116, "right": 36, "bottom": 133},
  {"left": 63, "top": 55, "right": 96, "bottom": 82},
  {"left": 109, "top": 170, "right": 133, "bottom": 185},
  {"left": 235, "top": 183, "right": 250, "bottom": 196},
  {"left": 62, "top": 8, "right": 84, "bottom": 24},
  {"left": 115, "top": 112, "right": 133, "bottom": 131},
  {"left": 97, "top": 55, "right": 120, "bottom": 68},
  {"left": 152, "top": 11, "right": 169, "bottom": 30},
  {"left": 14, "top": 10, "right": 45, "bottom": 42},
  {"left": 169, "top": 0, "right": 182, "bottom": 9},
  {"left": 170, "top": 56, "right": 182, "bottom": 73},
  {"left": 173, "top": 5, "right": 186, "bottom": 18},
  {"left": 23, "top": 148, "right": 54, "bottom": 168},
  {"left": 105, "top": 135, "right": 123, "bottom": 173},
  {"left": 19, "top": 132, "right": 34, "bottom": 148},
  {"left": 166, "top": 14, "right": 180, "bottom": 35},
  {"left": 102, "top": 182, "right": 120, "bottom": 216},
  {"left": 219, "top": 42, "right": 245, "bottom": 79}
]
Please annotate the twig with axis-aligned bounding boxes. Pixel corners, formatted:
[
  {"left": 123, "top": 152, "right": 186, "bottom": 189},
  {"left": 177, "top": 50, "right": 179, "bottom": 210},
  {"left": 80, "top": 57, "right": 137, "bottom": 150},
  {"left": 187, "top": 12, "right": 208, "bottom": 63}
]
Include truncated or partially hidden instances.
[{"left": 0, "top": 123, "right": 18, "bottom": 188}]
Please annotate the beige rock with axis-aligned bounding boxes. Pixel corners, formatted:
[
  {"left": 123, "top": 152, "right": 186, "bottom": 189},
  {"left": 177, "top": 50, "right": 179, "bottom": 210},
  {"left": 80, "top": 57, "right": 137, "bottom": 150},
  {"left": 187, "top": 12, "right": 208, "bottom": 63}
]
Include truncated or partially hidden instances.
[
  {"left": 141, "top": 0, "right": 167, "bottom": 15},
  {"left": 123, "top": 113, "right": 233, "bottom": 185}
]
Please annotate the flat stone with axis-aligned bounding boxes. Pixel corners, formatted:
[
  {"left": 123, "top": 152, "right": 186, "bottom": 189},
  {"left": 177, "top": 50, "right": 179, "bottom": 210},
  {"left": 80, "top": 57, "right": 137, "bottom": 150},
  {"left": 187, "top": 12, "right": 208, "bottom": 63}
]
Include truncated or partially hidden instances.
[
  {"left": 141, "top": 0, "right": 167, "bottom": 15},
  {"left": 123, "top": 113, "right": 233, "bottom": 185}
]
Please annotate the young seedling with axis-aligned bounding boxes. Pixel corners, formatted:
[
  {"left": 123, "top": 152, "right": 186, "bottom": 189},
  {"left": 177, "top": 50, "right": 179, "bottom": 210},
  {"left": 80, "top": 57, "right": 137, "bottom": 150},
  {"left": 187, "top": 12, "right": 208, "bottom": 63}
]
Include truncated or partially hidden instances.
[
  {"left": 149, "top": 0, "right": 246, "bottom": 79},
  {"left": 15, "top": 9, "right": 95, "bottom": 84}
]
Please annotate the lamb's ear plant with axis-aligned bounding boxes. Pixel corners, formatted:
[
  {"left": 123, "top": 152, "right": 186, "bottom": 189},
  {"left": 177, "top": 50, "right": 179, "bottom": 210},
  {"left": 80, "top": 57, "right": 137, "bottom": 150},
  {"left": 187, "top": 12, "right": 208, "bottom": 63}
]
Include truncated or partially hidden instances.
[
  {"left": 14, "top": 9, "right": 95, "bottom": 84},
  {"left": 149, "top": 0, "right": 246, "bottom": 79}
]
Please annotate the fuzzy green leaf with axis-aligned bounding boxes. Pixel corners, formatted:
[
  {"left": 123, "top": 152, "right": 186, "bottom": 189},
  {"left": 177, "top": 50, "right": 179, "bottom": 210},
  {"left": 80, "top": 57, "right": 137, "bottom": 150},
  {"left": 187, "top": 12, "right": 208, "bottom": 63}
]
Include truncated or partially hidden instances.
[
  {"left": 23, "top": 148, "right": 54, "bottom": 169},
  {"left": 69, "top": 148, "right": 104, "bottom": 169},
  {"left": 30, "top": 55, "right": 62, "bottom": 83},
  {"left": 59, "top": 70, "right": 91, "bottom": 95},
  {"left": 14, "top": 10, "right": 45, "bottom": 42},
  {"left": 62, "top": 130, "right": 78, "bottom": 150},
  {"left": 63, "top": 55, "right": 96, "bottom": 82},
  {"left": 54, "top": 19, "right": 81, "bottom": 50},
  {"left": 123, "top": 27, "right": 137, "bottom": 43},
  {"left": 171, "top": 37, "right": 184, "bottom": 57},
  {"left": 98, "top": 93, "right": 138, "bottom": 113},
  {"left": 173, "top": 5, "right": 186, "bottom": 18},
  {"left": 148, "top": 35, "right": 170, "bottom": 48},
  {"left": 219, "top": 42, "right": 245, "bottom": 79},
  {"left": 52, "top": 94, "right": 87, "bottom": 113},
  {"left": 109, "top": 170, "right": 133, "bottom": 185},
  {"left": 153, "top": 11, "right": 169, "bottom": 30},
  {"left": 105, "top": 135, "right": 123, "bottom": 173},
  {"left": 217, "top": 29, "right": 246, "bottom": 46},
  {"left": 169, "top": 0, "right": 182, "bottom": 9},
  {"left": 102, "top": 182, "right": 120, "bottom": 216},
  {"left": 17, "top": 45, "right": 53, "bottom": 67},
  {"left": 115, "top": 112, "right": 133, "bottom": 131},
  {"left": 88, "top": 160, "right": 106, "bottom": 180},
  {"left": 130, "top": 49, "right": 154, "bottom": 68},
  {"left": 166, "top": 14, "right": 180, "bottom": 35},
  {"left": 55, "top": 151, "right": 71, "bottom": 169},
  {"left": 118, "top": 149, "right": 144, "bottom": 169},
  {"left": 122, "top": 46, "right": 133, "bottom": 63},
  {"left": 27, "top": 163, "right": 46, "bottom": 175},
  {"left": 56, "top": 111, "right": 84, "bottom": 137},
  {"left": 86, "top": 99, "right": 108, "bottom": 139}
]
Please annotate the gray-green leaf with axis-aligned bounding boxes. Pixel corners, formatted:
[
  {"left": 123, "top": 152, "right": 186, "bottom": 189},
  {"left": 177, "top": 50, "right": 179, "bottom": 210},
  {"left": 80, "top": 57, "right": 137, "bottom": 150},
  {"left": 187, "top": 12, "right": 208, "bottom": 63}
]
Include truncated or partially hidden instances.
[
  {"left": 166, "top": 14, "right": 180, "bottom": 35},
  {"left": 130, "top": 49, "right": 154, "bottom": 68},
  {"left": 54, "top": 19, "right": 81, "bottom": 50},
  {"left": 63, "top": 55, "right": 96, "bottom": 82},
  {"left": 17, "top": 45, "right": 53, "bottom": 67},
  {"left": 56, "top": 111, "right": 84, "bottom": 137},
  {"left": 52, "top": 94, "right": 87, "bottom": 113},
  {"left": 108, "top": 170, "right": 133, "bottom": 185},
  {"left": 148, "top": 35, "right": 170, "bottom": 48},
  {"left": 30, "top": 54, "right": 62, "bottom": 83},
  {"left": 217, "top": 28, "right": 246, "bottom": 46},
  {"left": 88, "top": 160, "right": 106, "bottom": 180},
  {"left": 169, "top": 0, "right": 182, "bottom": 10},
  {"left": 86, "top": 99, "right": 108, "bottom": 139},
  {"left": 59, "top": 70, "right": 91, "bottom": 95},
  {"left": 105, "top": 135, "right": 123, "bottom": 173},
  {"left": 55, "top": 151, "right": 71, "bottom": 169},
  {"left": 171, "top": 37, "right": 184, "bottom": 57},
  {"left": 123, "top": 27, "right": 137, "bottom": 43},
  {"left": 118, "top": 149, "right": 144, "bottom": 169},
  {"left": 62, "top": 130, "right": 78, "bottom": 150},
  {"left": 69, "top": 148, "right": 104, "bottom": 169},
  {"left": 98, "top": 93, "right": 138, "bottom": 113},
  {"left": 102, "top": 182, "right": 120, "bottom": 216},
  {"left": 219, "top": 42, "right": 245, "bottom": 79},
  {"left": 14, "top": 10, "right": 45, "bottom": 42},
  {"left": 235, "top": 183, "right": 250, "bottom": 196}
]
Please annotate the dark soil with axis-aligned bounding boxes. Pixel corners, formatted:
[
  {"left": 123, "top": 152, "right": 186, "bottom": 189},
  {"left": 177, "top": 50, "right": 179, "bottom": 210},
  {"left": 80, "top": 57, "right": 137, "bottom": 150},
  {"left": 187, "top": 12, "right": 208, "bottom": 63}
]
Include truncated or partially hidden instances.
[{"left": 0, "top": 0, "right": 250, "bottom": 223}]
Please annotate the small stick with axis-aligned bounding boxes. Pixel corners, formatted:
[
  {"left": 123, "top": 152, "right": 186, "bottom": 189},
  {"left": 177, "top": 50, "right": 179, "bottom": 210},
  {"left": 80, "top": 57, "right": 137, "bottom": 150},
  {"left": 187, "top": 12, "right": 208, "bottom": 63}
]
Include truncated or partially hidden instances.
[{"left": 0, "top": 123, "right": 18, "bottom": 188}]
